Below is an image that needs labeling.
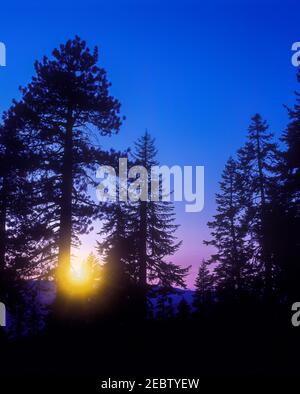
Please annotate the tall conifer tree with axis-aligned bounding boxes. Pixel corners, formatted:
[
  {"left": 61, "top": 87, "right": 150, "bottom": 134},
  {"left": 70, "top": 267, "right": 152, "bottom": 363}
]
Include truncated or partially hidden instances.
[
  {"left": 280, "top": 71, "right": 300, "bottom": 299},
  {"left": 18, "top": 37, "right": 122, "bottom": 287},
  {"left": 132, "top": 132, "right": 189, "bottom": 294},
  {"left": 193, "top": 259, "right": 214, "bottom": 312},
  {"left": 238, "top": 114, "right": 279, "bottom": 297},
  {"left": 205, "top": 157, "right": 253, "bottom": 299}
]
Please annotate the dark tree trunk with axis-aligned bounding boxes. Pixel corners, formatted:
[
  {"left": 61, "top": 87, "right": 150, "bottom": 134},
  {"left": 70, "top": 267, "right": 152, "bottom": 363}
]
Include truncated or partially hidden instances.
[
  {"left": 255, "top": 131, "right": 272, "bottom": 298},
  {"left": 0, "top": 176, "right": 7, "bottom": 275},
  {"left": 138, "top": 200, "right": 147, "bottom": 318},
  {"left": 0, "top": 175, "right": 8, "bottom": 300},
  {"left": 139, "top": 201, "right": 147, "bottom": 286},
  {"left": 58, "top": 110, "right": 74, "bottom": 276},
  {"left": 229, "top": 180, "right": 240, "bottom": 298}
]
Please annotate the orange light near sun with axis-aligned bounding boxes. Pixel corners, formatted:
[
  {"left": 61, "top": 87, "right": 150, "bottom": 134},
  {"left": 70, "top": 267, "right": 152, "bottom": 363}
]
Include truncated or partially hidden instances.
[{"left": 57, "top": 258, "right": 100, "bottom": 298}]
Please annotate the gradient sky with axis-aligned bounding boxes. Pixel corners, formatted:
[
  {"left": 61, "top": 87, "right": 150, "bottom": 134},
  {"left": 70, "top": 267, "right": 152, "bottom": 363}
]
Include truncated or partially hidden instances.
[{"left": 1, "top": 0, "right": 300, "bottom": 287}]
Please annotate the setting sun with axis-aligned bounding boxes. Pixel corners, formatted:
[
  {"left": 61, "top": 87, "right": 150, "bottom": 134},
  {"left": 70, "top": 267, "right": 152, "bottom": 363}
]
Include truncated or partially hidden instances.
[
  {"left": 70, "top": 261, "right": 90, "bottom": 283},
  {"left": 57, "top": 255, "right": 101, "bottom": 298}
]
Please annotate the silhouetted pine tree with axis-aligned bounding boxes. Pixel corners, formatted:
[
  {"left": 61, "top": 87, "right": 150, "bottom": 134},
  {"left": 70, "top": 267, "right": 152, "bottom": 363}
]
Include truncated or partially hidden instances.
[
  {"left": 279, "top": 72, "right": 300, "bottom": 299},
  {"left": 0, "top": 102, "right": 54, "bottom": 328},
  {"left": 204, "top": 157, "right": 253, "bottom": 300},
  {"left": 0, "top": 110, "right": 26, "bottom": 282},
  {"left": 130, "top": 131, "right": 189, "bottom": 315},
  {"left": 0, "top": 103, "right": 52, "bottom": 275},
  {"left": 18, "top": 37, "right": 122, "bottom": 288},
  {"left": 238, "top": 114, "right": 279, "bottom": 298},
  {"left": 0, "top": 110, "right": 29, "bottom": 302},
  {"left": 193, "top": 259, "right": 214, "bottom": 313}
]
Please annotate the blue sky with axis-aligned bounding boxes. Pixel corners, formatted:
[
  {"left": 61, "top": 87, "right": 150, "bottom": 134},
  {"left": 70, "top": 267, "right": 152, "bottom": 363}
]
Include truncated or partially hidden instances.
[{"left": 1, "top": 0, "right": 299, "bottom": 286}]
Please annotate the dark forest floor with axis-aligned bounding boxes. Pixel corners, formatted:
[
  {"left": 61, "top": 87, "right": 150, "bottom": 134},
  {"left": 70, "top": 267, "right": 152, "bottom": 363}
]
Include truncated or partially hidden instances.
[{"left": 0, "top": 302, "right": 299, "bottom": 392}]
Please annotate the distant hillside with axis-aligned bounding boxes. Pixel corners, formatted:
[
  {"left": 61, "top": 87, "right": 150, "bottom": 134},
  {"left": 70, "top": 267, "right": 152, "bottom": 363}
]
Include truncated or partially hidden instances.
[
  {"left": 5, "top": 281, "right": 195, "bottom": 336},
  {"left": 32, "top": 281, "right": 195, "bottom": 310}
]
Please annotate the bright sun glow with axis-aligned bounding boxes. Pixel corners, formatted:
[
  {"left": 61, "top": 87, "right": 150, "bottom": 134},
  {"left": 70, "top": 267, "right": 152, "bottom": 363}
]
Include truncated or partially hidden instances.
[
  {"left": 57, "top": 257, "right": 101, "bottom": 298},
  {"left": 71, "top": 261, "right": 89, "bottom": 282}
]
